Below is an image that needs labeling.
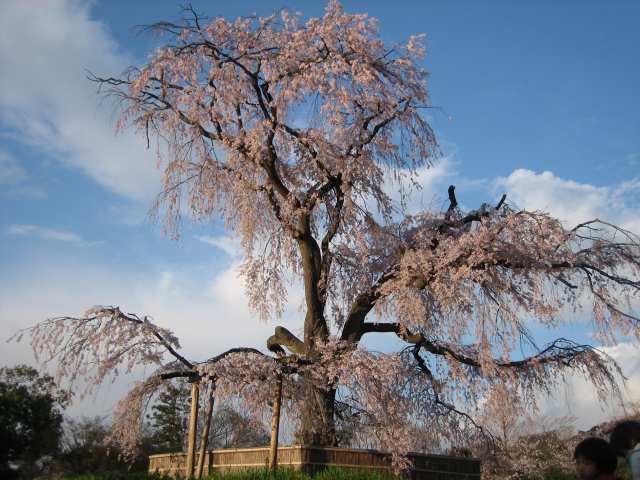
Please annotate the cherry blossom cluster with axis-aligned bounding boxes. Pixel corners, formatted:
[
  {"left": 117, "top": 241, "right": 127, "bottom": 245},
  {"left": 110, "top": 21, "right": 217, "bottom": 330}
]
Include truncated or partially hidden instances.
[
  {"left": 106, "top": 369, "right": 167, "bottom": 460},
  {"left": 100, "top": 1, "right": 438, "bottom": 323}
]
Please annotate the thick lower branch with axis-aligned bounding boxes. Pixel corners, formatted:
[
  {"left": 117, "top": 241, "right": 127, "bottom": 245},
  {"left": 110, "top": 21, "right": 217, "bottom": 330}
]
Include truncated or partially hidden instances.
[
  {"left": 359, "top": 321, "right": 614, "bottom": 376},
  {"left": 161, "top": 347, "right": 269, "bottom": 381},
  {"left": 340, "top": 269, "right": 397, "bottom": 343},
  {"left": 267, "top": 326, "right": 306, "bottom": 356}
]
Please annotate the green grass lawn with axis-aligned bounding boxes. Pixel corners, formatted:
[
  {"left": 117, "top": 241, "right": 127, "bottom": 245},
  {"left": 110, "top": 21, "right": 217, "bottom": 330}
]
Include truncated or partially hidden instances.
[{"left": 58, "top": 468, "right": 398, "bottom": 480}]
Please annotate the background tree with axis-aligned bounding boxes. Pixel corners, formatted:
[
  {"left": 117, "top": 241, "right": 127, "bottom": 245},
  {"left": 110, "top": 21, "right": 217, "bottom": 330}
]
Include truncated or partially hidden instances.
[
  {"left": 56, "top": 416, "right": 157, "bottom": 475},
  {"left": 0, "top": 365, "right": 68, "bottom": 479},
  {"left": 148, "top": 379, "right": 269, "bottom": 452},
  {"left": 474, "top": 392, "right": 578, "bottom": 479},
  {"left": 14, "top": 1, "right": 640, "bottom": 466},
  {"left": 208, "top": 405, "right": 270, "bottom": 449},
  {"left": 60, "top": 416, "right": 112, "bottom": 472},
  {"left": 148, "top": 379, "right": 190, "bottom": 453}
]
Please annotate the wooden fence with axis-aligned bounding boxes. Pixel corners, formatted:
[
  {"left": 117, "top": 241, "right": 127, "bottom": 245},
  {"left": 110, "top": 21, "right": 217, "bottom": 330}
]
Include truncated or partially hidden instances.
[{"left": 148, "top": 445, "right": 481, "bottom": 479}]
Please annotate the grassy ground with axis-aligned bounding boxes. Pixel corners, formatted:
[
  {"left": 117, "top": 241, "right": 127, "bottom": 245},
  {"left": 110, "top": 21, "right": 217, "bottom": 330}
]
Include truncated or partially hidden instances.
[{"left": 58, "top": 468, "right": 398, "bottom": 480}]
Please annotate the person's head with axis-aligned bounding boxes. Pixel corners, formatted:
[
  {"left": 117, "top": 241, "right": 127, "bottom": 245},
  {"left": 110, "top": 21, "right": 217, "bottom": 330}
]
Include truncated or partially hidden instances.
[
  {"left": 574, "top": 437, "right": 618, "bottom": 480},
  {"left": 610, "top": 420, "right": 640, "bottom": 456}
]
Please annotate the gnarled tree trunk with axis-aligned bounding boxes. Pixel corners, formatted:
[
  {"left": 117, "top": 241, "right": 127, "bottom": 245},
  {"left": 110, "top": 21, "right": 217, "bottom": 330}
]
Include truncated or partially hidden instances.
[{"left": 297, "top": 385, "right": 337, "bottom": 446}]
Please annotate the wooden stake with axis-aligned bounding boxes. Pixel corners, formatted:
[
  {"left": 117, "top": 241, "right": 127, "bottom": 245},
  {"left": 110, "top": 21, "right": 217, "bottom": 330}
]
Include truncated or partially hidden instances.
[
  {"left": 186, "top": 381, "right": 200, "bottom": 479},
  {"left": 268, "top": 375, "right": 283, "bottom": 472},
  {"left": 196, "top": 382, "right": 215, "bottom": 479}
]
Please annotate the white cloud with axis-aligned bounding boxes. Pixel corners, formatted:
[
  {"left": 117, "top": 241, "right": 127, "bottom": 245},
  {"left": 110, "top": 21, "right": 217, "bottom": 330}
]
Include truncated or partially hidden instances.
[
  {"left": 378, "top": 156, "right": 456, "bottom": 218},
  {"left": 0, "top": 0, "right": 160, "bottom": 200},
  {"left": 409, "top": 156, "right": 457, "bottom": 212},
  {"left": 540, "top": 342, "right": 640, "bottom": 430},
  {"left": 0, "top": 254, "right": 303, "bottom": 417},
  {"left": 495, "top": 169, "right": 640, "bottom": 233},
  {"left": 209, "top": 261, "right": 247, "bottom": 304},
  {"left": 0, "top": 149, "right": 26, "bottom": 184},
  {"left": 7, "top": 224, "right": 85, "bottom": 243},
  {"left": 196, "top": 235, "right": 242, "bottom": 258},
  {"left": 0, "top": 148, "right": 48, "bottom": 198},
  {"left": 491, "top": 170, "right": 640, "bottom": 426}
]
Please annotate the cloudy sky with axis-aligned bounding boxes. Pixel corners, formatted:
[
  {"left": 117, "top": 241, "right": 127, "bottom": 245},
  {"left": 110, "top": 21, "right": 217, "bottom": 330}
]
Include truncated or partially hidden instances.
[{"left": 1, "top": 0, "right": 639, "bottom": 429}]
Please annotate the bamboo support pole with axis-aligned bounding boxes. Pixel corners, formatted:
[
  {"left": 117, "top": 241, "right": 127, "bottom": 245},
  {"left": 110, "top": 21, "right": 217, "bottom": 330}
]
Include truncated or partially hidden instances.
[
  {"left": 186, "top": 381, "right": 200, "bottom": 479},
  {"left": 268, "top": 375, "right": 283, "bottom": 472},
  {"left": 196, "top": 382, "right": 215, "bottom": 479}
]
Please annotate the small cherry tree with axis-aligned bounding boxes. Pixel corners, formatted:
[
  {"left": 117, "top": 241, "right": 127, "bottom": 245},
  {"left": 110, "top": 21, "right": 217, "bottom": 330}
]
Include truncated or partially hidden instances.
[{"left": 14, "top": 1, "right": 640, "bottom": 467}]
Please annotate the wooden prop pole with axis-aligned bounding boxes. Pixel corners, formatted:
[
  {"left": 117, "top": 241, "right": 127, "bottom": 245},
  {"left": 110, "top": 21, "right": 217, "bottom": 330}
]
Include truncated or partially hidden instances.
[
  {"left": 268, "top": 375, "right": 283, "bottom": 472},
  {"left": 186, "top": 381, "right": 200, "bottom": 479},
  {"left": 196, "top": 382, "right": 215, "bottom": 479}
]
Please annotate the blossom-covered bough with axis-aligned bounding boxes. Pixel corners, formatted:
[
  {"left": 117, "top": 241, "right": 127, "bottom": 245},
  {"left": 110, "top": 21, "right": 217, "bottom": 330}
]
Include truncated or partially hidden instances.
[{"left": 13, "top": 1, "right": 640, "bottom": 470}]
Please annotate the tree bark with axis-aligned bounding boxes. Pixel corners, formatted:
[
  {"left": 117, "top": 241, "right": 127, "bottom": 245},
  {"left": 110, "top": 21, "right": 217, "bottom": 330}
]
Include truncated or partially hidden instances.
[
  {"left": 196, "top": 383, "right": 215, "bottom": 479},
  {"left": 297, "top": 385, "right": 337, "bottom": 446},
  {"left": 268, "top": 375, "right": 283, "bottom": 471},
  {"left": 186, "top": 381, "right": 200, "bottom": 479}
]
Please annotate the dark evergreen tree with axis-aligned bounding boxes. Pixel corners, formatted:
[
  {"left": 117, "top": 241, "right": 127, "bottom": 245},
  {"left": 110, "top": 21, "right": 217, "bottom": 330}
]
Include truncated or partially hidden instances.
[
  {"left": 148, "top": 379, "right": 190, "bottom": 452},
  {"left": 148, "top": 379, "right": 269, "bottom": 452}
]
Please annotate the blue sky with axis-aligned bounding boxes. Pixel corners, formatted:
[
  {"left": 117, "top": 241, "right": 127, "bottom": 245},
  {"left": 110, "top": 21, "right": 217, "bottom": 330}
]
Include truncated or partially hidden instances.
[{"left": 1, "top": 0, "right": 639, "bottom": 424}]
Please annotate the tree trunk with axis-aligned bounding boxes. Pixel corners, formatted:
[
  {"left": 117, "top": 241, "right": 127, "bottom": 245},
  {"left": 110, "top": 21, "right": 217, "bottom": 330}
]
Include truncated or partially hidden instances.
[
  {"left": 186, "top": 381, "right": 200, "bottom": 479},
  {"left": 296, "top": 216, "right": 336, "bottom": 446},
  {"left": 297, "top": 384, "right": 337, "bottom": 446},
  {"left": 268, "top": 375, "right": 283, "bottom": 471},
  {"left": 196, "top": 384, "right": 215, "bottom": 479}
]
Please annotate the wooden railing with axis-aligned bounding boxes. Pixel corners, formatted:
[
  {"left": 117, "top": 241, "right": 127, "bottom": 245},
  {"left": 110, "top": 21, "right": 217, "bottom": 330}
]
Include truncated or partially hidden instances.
[{"left": 148, "top": 445, "right": 481, "bottom": 479}]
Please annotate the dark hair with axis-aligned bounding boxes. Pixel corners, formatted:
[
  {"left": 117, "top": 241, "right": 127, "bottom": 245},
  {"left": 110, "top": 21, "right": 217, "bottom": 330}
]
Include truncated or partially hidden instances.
[
  {"left": 610, "top": 420, "right": 640, "bottom": 456},
  {"left": 574, "top": 437, "right": 618, "bottom": 474}
]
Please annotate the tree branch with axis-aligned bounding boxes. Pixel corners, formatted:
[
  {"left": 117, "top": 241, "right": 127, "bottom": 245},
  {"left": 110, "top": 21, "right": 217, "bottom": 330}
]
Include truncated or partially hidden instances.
[
  {"left": 267, "top": 326, "right": 306, "bottom": 356},
  {"left": 409, "top": 343, "right": 495, "bottom": 444},
  {"left": 86, "top": 307, "right": 193, "bottom": 369},
  {"left": 340, "top": 268, "right": 398, "bottom": 342}
]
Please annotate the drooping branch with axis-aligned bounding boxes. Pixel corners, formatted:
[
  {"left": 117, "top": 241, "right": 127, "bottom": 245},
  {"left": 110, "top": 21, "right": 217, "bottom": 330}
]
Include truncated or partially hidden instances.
[
  {"left": 11, "top": 306, "right": 190, "bottom": 395},
  {"left": 353, "top": 312, "right": 625, "bottom": 399},
  {"left": 106, "top": 366, "right": 168, "bottom": 460},
  {"left": 94, "top": 306, "right": 193, "bottom": 368},
  {"left": 417, "top": 336, "right": 620, "bottom": 377},
  {"left": 355, "top": 319, "right": 621, "bottom": 390},
  {"left": 408, "top": 342, "right": 495, "bottom": 446},
  {"left": 341, "top": 186, "right": 515, "bottom": 343},
  {"left": 343, "top": 185, "right": 639, "bottom": 350}
]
